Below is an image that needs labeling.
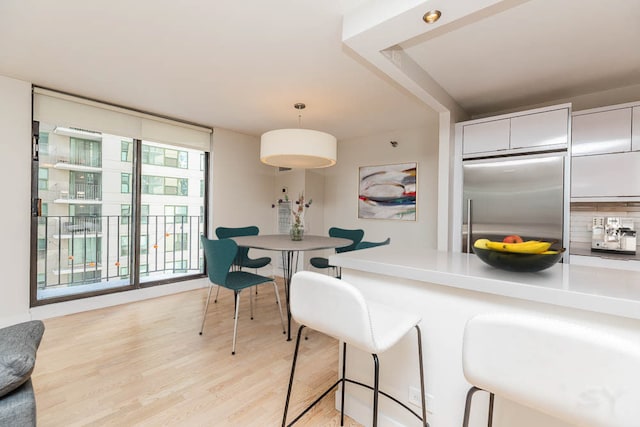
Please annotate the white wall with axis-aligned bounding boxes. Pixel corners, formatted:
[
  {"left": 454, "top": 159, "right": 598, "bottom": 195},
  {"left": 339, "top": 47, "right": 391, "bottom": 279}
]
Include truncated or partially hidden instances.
[
  {"left": 0, "top": 75, "right": 32, "bottom": 327},
  {"left": 210, "top": 128, "right": 275, "bottom": 234},
  {"left": 210, "top": 128, "right": 278, "bottom": 272},
  {"left": 274, "top": 168, "right": 305, "bottom": 228},
  {"left": 302, "top": 169, "right": 326, "bottom": 237},
  {"left": 323, "top": 120, "right": 440, "bottom": 252}
]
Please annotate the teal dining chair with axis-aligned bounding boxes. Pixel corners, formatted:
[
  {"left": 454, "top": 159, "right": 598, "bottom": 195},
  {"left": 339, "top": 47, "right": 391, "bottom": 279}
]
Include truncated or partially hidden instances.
[
  {"left": 199, "top": 236, "right": 285, "bottom": 355},
  {"left": 355, "top": 237, "right": 391, "bottom": 250},
  {"left": 309, "top": 227, "right": 364, "bottom": 277},
  {"left": 215, "top": 226, "right": 272, "bottom": 301},
  {"left": 215, "top": 226, "right": 271, "bottom": 270}
]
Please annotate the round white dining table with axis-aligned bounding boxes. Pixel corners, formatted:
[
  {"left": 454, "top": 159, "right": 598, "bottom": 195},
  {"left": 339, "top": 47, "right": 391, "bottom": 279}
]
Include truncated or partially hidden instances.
[{"left": 230, "top": 234, "right": 352, "bottom": 340}]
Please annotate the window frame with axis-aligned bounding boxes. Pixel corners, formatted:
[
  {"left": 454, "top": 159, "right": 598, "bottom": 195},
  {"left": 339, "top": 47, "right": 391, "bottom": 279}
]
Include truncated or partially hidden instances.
[{"left": 30, "top": 88, "right": 210, "bottom": 308}]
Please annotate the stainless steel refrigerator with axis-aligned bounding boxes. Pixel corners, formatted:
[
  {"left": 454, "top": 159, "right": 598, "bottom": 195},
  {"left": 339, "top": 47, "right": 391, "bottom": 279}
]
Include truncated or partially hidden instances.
[{"left": 462, "top": 152, "right": 566, "bottom": 253}]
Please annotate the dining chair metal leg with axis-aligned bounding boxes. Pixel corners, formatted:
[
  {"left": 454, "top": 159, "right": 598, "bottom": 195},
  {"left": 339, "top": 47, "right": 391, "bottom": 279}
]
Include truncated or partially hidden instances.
[
  {"left": 232, "top": 291, "right": 241, "bottom": 355},
  {"left": 214, "top": 285, "right": 220, "bottom": 303},
  {"left": 340, "top": 342, "right": 347, "bottom": 426},
  {"left": 199, "top": 283, "right": 214, "bottom": 335},
  {"left": 272, "top": 282, "right": 286, "bottom": 334},
  {"left": 250, "top": 287, "right": 254, "bottom": 320}
]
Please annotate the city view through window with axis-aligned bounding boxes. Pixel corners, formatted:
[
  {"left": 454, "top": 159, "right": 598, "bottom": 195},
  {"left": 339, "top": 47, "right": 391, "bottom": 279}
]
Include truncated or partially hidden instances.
[{"left": 35, "top": 124, "right": 206, "bottom": 301}]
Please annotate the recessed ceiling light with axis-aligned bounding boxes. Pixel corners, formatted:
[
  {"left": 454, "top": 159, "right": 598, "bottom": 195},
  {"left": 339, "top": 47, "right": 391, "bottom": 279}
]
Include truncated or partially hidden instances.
[{"left": 423, "top": 10, "right": 441, "bottom": 24}]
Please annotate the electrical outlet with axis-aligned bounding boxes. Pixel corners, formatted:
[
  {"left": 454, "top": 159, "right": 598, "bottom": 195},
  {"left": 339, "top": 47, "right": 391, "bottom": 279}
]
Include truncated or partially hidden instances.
[
  {"left": 408, "top": 387, "right": 434, "bottom": 414},
  {"left": 427, "top": 393, "right": 434, "bottom": 414},
  {"left": 281, "top": 187, "right": 288, "bottom": 194}
]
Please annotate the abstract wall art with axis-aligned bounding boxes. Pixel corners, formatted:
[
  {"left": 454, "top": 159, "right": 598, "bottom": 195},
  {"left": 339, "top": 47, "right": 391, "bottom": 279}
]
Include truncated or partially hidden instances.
[{"left": 358, "top": 162, "right": 417, "bottom": 220}]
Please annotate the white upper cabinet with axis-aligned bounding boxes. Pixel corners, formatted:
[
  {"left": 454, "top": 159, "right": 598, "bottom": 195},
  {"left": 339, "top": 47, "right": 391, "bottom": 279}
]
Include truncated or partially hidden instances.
[
  {"left": 571, "top": 151, "right": 640, "bottom": 198},
  {"left": 572, "top": 107, "right": 632, "bottom": 156},
  {"left": 633, "top": 106, "right": 640, "bottom": 151},
  {"left": 462, "top": 119, "right": 510, "bottom": 155},
  {"left": 511, "top": 108, "right": 569, "bottom": 150},
  {"left": 570, "top": 101, "right": 640, "bottom": 200},
  {"left": 460, "top": 104, "right": 569, "bottom": 157}
]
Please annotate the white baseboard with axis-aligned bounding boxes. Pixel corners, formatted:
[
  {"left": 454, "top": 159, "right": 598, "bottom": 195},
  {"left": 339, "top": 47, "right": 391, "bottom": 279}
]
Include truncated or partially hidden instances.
[
  {"left": 0, "top": 313, "right": 34, "bottom": 329},
  {"left": 29, "top": 278, "right": 208, "bottom": 320},
  {"left": 334, "top": 385, "right": 406, "bottom": 427}
]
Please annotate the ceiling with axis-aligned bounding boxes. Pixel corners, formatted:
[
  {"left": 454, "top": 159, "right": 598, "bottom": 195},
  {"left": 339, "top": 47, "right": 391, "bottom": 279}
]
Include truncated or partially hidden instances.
[
  {"left": 399, "top": 0, "right": 640, "bottom": 116},
  {"left": 0, "top": 0, "right": 638, "bottom": 141}
]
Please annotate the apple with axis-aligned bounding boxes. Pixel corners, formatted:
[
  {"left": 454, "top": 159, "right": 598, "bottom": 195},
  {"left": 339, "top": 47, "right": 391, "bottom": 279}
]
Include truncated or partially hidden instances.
[{"left": 503, "top": 234, "right": 524, "bottom": 243}]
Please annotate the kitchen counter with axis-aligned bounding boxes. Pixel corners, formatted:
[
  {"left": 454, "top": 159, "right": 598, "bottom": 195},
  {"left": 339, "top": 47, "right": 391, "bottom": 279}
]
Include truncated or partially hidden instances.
[
  {"left": 330, "top": 246, "right": 640, "bottom": 320},
  {"left": 327, "top": 246, "right": 640, "bottom": 427}
]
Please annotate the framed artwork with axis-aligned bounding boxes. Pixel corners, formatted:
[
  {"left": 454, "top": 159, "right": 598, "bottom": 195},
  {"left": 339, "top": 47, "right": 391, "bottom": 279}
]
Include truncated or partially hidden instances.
[{"left": 358, "top": 162, "right": 417, "bottom": 220}]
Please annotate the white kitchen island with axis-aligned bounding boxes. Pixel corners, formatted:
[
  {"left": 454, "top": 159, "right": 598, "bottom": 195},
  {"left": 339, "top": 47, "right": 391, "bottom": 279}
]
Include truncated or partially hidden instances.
[{"left": 328, "top": 246, "right": 640, "bottom": 427}]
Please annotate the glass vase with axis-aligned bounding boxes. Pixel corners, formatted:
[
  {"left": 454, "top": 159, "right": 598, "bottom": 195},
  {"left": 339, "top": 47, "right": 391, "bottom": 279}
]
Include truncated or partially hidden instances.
[{"left": 290, "top": 222, "right": 304, "bottom": 241}]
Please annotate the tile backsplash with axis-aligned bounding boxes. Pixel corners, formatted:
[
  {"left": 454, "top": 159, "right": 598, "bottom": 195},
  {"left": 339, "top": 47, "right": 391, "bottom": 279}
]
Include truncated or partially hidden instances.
[{"left": 570, "top": 202, "right": 640, "bottom": 245}]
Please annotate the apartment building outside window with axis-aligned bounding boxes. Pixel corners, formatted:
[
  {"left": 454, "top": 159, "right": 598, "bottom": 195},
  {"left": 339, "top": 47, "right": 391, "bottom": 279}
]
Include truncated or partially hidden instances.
[
  {"left": 32, "top": 87, "right": 211, "bottom": 305},
  {"left": 38, "top": 168, "right": 48, "bottom": 190},
  {"left": 142, "top": 145, "right": 188, "bottom": 169},
  {"left": 70, "top": 137, "right": 101, "bottom": 167}
]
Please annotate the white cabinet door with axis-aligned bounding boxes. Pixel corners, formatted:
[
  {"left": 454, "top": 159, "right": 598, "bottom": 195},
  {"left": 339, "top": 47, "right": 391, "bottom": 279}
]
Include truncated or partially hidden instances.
[
  {"left": 633, "top": 106, "right": 640, "bottom": 151},
  {"left": 572, "top": 108, "right": 632, "bottom": 156},
  {"left": 571, "top": 151, "right": 640, "bottom": 198},
  {"left": 511, "top": 108, "right": 568, "bottom": 149},
  {"left": 462, "top": 119, "right": 510, "bottom": 155}
]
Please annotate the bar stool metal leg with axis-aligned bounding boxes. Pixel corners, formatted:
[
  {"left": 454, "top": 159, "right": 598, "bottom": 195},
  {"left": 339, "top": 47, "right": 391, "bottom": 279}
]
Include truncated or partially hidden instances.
[
  {"left": 282, "top": 325, "right": 306, "bottom": 427},
  {"left": 488, "top": 393, "right": 494, "bottom": 427},
  {"left": 463, "top": 386, "right": 494, "bottom": 427},
  {"left": 372, "top": 354, "right": 380, "bottom": 427},
  {"left": 415, "top": 325, "right": 428, "bottom": 427},
  {"left": 283, "top": 273, "right": 428, "bottom": 426},
  {"left": 284, "top": 334, "right": 429, "bottom": 426}
]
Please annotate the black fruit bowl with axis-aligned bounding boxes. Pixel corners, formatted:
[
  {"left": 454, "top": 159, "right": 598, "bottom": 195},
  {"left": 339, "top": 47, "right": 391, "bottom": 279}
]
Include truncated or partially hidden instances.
[{"left": 473, "top": 247, "right": 565, "bottom": 272}]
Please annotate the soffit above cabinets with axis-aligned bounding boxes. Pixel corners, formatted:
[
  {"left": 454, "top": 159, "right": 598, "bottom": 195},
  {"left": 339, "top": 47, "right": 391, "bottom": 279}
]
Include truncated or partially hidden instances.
[{"left": 344, "top": 0, "right": 640, "bottom": 118}]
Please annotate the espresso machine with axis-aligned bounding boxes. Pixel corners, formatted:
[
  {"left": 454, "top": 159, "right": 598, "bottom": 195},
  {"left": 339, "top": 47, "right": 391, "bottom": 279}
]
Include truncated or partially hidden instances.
[{"left": 591, "top": 217, "right": 637, "bottom": 255}]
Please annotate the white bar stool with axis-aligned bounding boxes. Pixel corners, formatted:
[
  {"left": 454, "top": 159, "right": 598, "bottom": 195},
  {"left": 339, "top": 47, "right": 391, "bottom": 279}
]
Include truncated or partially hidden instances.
[
  {"left": 282, "top": 271, "right": 428, "bottom": 427},
  {"left": 462, "top": 312, "right": 640, "bottom": 427}
]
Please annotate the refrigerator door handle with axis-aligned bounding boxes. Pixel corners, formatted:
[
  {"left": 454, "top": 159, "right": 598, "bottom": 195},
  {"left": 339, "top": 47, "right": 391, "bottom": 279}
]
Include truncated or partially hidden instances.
[{"left": 467, "top": 198, "right": 472, "bottom": 254}]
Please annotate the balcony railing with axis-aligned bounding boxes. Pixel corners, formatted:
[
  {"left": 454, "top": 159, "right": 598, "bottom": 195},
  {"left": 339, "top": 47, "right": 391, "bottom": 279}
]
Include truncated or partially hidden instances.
[
  {"left": 52, "top": 155, "right": 102, "bottom": 168},
  {"left": 56, "top": 183, "right": 102, "bottom": 201},
  {"left": 37, "top": 215, "right": 204, "bottom": 290}
]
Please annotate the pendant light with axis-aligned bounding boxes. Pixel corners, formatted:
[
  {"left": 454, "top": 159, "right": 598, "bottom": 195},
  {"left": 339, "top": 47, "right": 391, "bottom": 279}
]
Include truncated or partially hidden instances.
[{"left": 260, "top": 103, "right": 337, "bottom": 169}]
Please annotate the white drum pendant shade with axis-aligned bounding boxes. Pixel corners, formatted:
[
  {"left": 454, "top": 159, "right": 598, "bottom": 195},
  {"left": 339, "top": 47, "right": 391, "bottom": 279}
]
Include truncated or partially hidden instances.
[{"left": 260, "top": 128, "right": 337, "bottom": 169}]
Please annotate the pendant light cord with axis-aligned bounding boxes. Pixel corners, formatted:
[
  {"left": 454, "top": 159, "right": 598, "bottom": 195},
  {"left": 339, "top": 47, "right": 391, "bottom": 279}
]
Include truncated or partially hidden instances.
[{"left": 294, "top": 102, "right": 305, "bottom": 129}]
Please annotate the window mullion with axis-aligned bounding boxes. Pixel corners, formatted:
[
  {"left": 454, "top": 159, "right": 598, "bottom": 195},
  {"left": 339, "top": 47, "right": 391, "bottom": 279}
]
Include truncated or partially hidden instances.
[{"left": 130, "top": 139, "right": 142, "bottom": 286}]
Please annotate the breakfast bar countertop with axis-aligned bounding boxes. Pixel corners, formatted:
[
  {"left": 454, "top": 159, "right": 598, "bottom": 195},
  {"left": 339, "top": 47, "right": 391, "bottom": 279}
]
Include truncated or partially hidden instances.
[{"left": 330, "top": 246, "right": 640, "bottom": 321}]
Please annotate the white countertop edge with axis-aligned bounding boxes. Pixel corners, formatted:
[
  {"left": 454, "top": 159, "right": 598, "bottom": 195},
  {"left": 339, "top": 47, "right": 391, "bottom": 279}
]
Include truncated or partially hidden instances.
[{"left": 330, "top": 247, "right": 640, "bottom": 320}]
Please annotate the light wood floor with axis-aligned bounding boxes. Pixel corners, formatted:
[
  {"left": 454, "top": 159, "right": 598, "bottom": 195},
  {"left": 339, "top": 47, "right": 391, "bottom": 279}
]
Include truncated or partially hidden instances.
[{"left": 32, "top": 281, "right": 363, "bottom": 426}]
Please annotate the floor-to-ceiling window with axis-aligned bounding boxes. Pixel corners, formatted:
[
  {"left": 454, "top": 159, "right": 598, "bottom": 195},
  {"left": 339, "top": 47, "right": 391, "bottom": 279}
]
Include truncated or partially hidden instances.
[{"left": 31, "top": 88, "right": 211, "bottom": 305}]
